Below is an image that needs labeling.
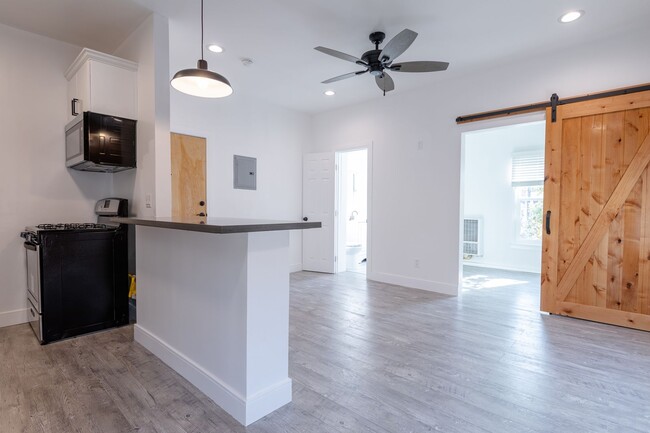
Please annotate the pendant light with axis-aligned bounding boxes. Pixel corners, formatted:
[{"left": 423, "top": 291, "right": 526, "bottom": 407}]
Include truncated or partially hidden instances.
[{"left": 171, "top": 0, "right": 233, "bottom": 98}]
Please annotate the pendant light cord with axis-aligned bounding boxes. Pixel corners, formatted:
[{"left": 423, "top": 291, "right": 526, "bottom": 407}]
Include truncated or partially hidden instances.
[{"left": 200, "top": 0, "right": 204, "bottom": 60}]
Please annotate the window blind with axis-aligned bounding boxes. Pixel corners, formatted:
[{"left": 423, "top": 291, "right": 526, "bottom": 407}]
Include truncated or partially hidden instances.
[{"left": 511, "top": 152, "right": 544, "bottom": 186}]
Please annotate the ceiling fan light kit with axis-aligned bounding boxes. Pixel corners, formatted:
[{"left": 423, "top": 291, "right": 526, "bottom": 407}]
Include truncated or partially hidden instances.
[
  {"left": 171, "top": 0, "right": 233, "bottom": 98},
  {"left": 315, "top": 28, "right": 449, "bottom": 95}
]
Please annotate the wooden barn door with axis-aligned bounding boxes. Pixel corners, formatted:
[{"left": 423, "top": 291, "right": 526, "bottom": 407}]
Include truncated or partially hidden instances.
[{"left": 541, "top": 90, "right": 650, "bottom": 331}]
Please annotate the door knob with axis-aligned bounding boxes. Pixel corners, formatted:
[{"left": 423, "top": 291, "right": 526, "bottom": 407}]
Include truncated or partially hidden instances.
[
  {"left": 303, "top": 217, "right": 308, "bottom": 221},
  {"left": 199, "top": 201, "right": 205, "bottom": 206},
  {"left": 197, "top": 212, "right": 207, "bottom": 217}
]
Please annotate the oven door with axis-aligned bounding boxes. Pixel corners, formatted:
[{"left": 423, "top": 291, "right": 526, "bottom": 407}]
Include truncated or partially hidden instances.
[
  {"left": 27, "top": 297, "right": 42, "bottom": 343},
  {"left": 24, "top": 242, "right": 41, "bottom": 312}
]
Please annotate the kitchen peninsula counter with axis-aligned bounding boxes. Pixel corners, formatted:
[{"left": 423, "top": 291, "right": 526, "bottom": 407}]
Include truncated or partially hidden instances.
[
  {"left": 112, "top": 215, "right": 320, "bottom": 233},
  {"left": 115, "top": 216, "right": 320, "bottom": 426}
]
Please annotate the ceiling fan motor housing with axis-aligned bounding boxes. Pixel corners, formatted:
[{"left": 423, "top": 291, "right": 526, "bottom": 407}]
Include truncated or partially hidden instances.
[{"left": 362, "top": 50, "right": 384, "bottom": 76}]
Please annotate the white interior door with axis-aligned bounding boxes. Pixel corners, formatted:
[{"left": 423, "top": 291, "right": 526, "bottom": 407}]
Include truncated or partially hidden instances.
[{"left": 303, "top": 152, "right": 336, "bottom": 273}]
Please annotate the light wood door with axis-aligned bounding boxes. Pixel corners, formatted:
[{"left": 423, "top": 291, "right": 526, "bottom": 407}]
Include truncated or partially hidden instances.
[
  {"left": 303, "top": 152, "right": 336, "bottom": 273},
  {"left": 541, "top": 90, "right": 650, "bottom": 331},
  {"left": 171, "top": 133, "right": 207, "bottom": 218}
]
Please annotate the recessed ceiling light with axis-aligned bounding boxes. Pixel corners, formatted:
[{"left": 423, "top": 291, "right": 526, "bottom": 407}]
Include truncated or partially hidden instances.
[
  {"left": 324, "top": 90, "right": 335, "bottom": 96},
  {"left": 559, "top": 10, "right": 584, "bottom": 23},
  {"left": 207, "top": 44, "right": 224, "bottom": 53}
]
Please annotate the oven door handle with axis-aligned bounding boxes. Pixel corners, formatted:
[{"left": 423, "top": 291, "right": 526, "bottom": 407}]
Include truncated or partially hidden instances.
[{"left": 24, "top": 242, "right": 37, "bottom": 251}]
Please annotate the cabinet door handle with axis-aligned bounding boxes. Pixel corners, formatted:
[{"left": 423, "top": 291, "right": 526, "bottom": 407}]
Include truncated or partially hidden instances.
[
  {"left": 545, "top": 210, "right": 551, "bottom": 235},
  {"left": 71, "top": 98, "right": 79, "bottom": 116}
]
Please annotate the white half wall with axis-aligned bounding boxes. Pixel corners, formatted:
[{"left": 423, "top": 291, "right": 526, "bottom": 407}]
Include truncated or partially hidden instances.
[
  {"left": 134, "top": 226, "right": 292, "bottom": 425},
  {"left": 309, "top": 26, "right": 650, "bottom": 295},
  {"left": 0, "top": 24, "right": 113, "bottom": 325},
  {"left": 463, "top": 122, "right": 545, "bottom": 273}
]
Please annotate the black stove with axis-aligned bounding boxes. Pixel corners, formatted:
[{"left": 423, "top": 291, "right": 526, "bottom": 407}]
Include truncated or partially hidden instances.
[{"left": 20, "top": 198, "right": 131, "bottom": 344}]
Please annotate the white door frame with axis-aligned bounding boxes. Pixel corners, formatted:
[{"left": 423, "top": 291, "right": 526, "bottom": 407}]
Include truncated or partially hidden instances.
[
  {"left": 458, "top": 112, "right": 546, "bottom": 290},
  {"left": 334, "top": 143, "right": 373, "bottom": 275}
]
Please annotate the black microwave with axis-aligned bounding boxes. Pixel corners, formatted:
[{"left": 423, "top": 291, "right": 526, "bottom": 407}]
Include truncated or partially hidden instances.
[{"left": 65, "top": 112, "right": 137, "bottom": 173}]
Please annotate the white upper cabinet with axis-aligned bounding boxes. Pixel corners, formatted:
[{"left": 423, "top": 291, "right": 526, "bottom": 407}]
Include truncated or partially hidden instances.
[{"left": 65, "top": 48, "right": 137, "bottom": 122}]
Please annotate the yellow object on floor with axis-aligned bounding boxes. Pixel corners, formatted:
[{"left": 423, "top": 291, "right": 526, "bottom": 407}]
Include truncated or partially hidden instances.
[{"left": 128, "top": 274, "right": 136, "bottom": 299}]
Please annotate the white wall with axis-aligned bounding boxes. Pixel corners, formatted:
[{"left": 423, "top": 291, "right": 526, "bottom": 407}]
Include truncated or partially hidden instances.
[
  {"left": 463, "top": 122, "right": 545, "bottom": 273},
  {"left": 310, "top": 26, "right": 650, "bottom": 295},
  {"left": 170, "top": 94, "right": 309, "bottom": 270},
  {"left": 0, "top": 24, "right": 113, "bottom": 326},
  {"left": 113, "top": 13, "right": 171, "bottom": 218}
]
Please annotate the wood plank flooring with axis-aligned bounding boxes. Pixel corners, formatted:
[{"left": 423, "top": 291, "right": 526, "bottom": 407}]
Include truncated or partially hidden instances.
[{"left": 2, "top": 266, "right": 650, "bottom": 432}]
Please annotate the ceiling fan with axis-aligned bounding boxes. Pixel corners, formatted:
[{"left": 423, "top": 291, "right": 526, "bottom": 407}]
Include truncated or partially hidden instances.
[{"left": 315, "top": 29, "right": 449, "bottom": 95}]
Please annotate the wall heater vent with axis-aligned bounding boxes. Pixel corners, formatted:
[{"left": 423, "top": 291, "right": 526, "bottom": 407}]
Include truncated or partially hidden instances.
[{"left": 463, "top": 217, "right": 483, "bottom": 257}]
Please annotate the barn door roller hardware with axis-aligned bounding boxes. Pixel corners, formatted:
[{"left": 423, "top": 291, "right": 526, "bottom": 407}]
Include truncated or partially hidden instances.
[
  {"left": 456, "top": 83, "right": 650, "bottom": 124},
  {"left": 550, "top": 93, "right": 559, "bottom": 123}
]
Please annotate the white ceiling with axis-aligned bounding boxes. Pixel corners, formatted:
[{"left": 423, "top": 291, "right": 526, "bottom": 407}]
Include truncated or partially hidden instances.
[
  {"left": 0, "top": 0, "right": 151, "bottom": 53},
  {"left": 2, "top": 0, "right": 650, "bottom": 114}
]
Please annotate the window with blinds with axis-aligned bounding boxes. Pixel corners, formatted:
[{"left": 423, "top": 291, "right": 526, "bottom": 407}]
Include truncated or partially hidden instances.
[
  {"left": 511, "top": 151, "right": 545, "bottom": 243},
  {"left": 511, "top": 152, "right": 544, "bottom": 186}
]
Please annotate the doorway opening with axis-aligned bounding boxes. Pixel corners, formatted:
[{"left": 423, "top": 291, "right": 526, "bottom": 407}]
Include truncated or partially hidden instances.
[
  {"left": 336, "top": 148, "right": 368, "bottom": 274},
  {"left": 461, "top": 121, "right": 545, "bottom": 295}
]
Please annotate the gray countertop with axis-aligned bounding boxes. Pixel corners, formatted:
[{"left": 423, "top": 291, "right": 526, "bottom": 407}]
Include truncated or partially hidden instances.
[{"left": 112, "top": 216, "right": 321, "bottom": 234}]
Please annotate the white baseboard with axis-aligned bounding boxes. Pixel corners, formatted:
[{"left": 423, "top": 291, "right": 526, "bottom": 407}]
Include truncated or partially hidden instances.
[
  {"left": 0, "top": 308, "right": 28, "bottom": 328},
  {"left": 289, "top": 263, "right": 302, "bottom": 273},
  {"left": 462, "top": 261, "right": 541, "bottom": 274},
  {"left": 244, "top": 378, "right": 292, "bottom": 425},
  {"left": 134, "top": 325, "right": 291, "bottom": 426},
  {"left": 367, "top": 272, "right": 458, "bottom": 296}
]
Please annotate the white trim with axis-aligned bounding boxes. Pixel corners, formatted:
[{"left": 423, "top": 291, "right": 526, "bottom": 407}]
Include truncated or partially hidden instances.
[
  {"left": 289, "top": 263, "right": 303, "bottom": 273},
  {"left": 458, "top": 114, "right": 546, "bottom": 134},
  {"left": 0, "top": 308, "right": 28, "bottom": 328},
  {"left": 459, "top": 116, "right": 547, "bottom": 294},
  {"left": 134, "top": 325, "right": 291, "bottom": 426},
  {"left": 244, "top": 378, "right": 292, "bottom": 426},
  {"left": 334, "top": 143, "right": 373, "bottom": 275},
  {"left": 367, "top": 272, "right": 457, "bottom": 296},
  {"left": 65, "top": 48, "right": 138, "bottom": 80},
  {"left": 462, "top": 261, "right": 541, "bottom": 275}
]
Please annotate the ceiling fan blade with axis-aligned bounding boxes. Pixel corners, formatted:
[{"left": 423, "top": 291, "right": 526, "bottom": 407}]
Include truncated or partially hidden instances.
[
  {"left": 375, "top": 72, "right": 395, "bottom": 93},
  {"left": 314, "top": 46, "right": 367, "bottom": 65},
  {"left": 390, "top": 61, "right": 449, "bottom": 73},
  {"left": 322, "top": 70, "right": 368, "bottom": 84},
  {"left": 379, "top": 29, "right": 418, "bottom": 63}
]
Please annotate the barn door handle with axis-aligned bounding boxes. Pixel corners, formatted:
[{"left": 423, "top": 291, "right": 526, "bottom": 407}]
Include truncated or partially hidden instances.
[{"left": 545, "top": 210, "right": 551, "bottom": 235}]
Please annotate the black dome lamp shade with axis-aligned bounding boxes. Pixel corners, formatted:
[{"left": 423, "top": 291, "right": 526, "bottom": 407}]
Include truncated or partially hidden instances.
[{"left": 171, "top": 0, "right": 233, "bottom": 98}]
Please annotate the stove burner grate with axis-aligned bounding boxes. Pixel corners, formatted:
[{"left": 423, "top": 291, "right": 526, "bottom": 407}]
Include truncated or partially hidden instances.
[{"left": 36, "top": 223, "right": 109, "bottom": 231}]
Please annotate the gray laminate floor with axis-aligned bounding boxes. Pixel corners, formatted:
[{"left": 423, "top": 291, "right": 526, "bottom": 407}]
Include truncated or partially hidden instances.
[{"left": 2, "top": 267, "right": 650, "bottom": 432}]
